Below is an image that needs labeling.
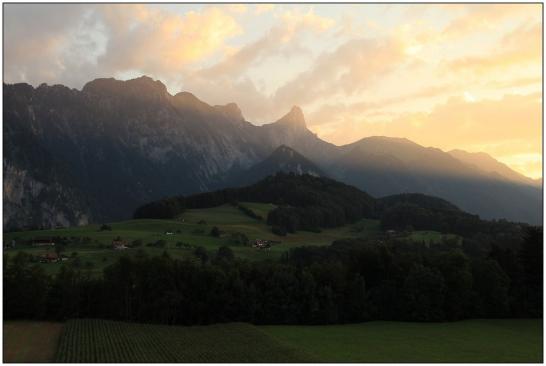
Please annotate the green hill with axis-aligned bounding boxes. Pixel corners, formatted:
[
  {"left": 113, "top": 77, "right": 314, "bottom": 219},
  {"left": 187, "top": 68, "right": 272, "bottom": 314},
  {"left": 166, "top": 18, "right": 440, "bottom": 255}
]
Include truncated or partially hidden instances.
[
  {"left": 3, "top": 202, "right": 381, "bottom": 275},
  {"left": 134, "top": 172, "right": 377, "bottom": 233}
]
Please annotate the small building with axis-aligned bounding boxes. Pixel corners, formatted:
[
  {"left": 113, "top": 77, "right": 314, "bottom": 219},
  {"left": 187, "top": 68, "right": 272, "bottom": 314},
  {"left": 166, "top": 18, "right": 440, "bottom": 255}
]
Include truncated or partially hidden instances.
[
  {"left": 3, "top": 240, "right": 16, "bottom": 249},
  {"left": 165, "top": 231, "right": 174, "bottom": 235},
  {"left": 253, "top": 239, "right": 272, "bottom": 250},
  {"left": 39, "top": 252, "right": 59, "bottom": 263},
  {"left": 112, "top": 239, "right": 128, "bottom": 250},
  {"left": 32, "top": 238, "right": 55, "bottom": 247}
]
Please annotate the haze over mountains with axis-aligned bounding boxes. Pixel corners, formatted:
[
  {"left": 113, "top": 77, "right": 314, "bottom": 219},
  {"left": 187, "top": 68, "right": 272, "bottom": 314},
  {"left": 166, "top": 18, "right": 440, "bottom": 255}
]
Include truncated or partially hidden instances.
[{"left": 3, "top": 76, "right": 542, "bottom": 229}]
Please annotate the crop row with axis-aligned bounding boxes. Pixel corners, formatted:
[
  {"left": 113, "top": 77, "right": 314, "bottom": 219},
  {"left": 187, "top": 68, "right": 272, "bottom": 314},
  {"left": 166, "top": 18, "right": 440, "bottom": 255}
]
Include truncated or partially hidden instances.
[{"left": 55, "top": 319, "right": 314, "bottom": 362}]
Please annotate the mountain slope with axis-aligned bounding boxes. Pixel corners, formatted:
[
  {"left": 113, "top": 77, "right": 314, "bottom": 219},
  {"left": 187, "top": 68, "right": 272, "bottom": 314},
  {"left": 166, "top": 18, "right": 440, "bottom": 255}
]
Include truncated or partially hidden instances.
[
  {"left": 330, "top": 136, "right": 541, "bottom": 224},
  {"left": 135, "top": 172, "right": 528, "bottom": 240},
  {"left": 228, "top": 145, "right": 325, "bottom": 187},
  {"left": 3, "top": 76, "right": 542, "bottom": 228},
  {"left": 3, "top": 77, "right": 336, "bottom": 229},
  {"left": 448, "top": 149, "right": 540, "bottom": 187}
]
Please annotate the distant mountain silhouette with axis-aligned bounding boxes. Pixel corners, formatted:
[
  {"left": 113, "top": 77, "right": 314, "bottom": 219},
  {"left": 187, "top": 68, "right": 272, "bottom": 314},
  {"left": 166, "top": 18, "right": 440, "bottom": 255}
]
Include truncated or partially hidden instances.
[
  {"left": 228, "top": 145, "right": 325, "bottom": 187},
  {"left": 448, "top": 149, "right": 540, "bottom": 187},
  {"left": 330, "top": 136, "right": 541, "bottom": 224},
  {"left": 3, "top": 75, "right": 541, "bottom": 228}
]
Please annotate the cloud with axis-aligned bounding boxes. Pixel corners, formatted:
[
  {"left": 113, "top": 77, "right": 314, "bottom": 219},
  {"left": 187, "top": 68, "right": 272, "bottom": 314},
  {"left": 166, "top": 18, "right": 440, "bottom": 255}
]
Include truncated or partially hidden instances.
[
  {"left": 273, "top": 36, "right": 407, "bottom": 108},
  {"left": 3, "top": 3, "right": 541, "bottom": 178},
  {"left": 311, "top": 92, "right": 542, "bottom": 177},
  {"left": 307, "top": 84, "right": 456, "bottom": 127},
  {"left": 255, "top": 4, "right": 275, "bottom": 15},
  {"left": 227, "top": 4, "right": 247, "bottom": 14},
  {"left": 96, "top": 5, "right": 242, "bottom": 81},
  {"left": 278, "top": 8, "right": 335, "bottom": 42},
  {"left": 3, "top": 4, "right": 242, "bottom": 88},
  {"left": 3, "top": 4, "right": 95, "bottom": 86},
  {"left": 181, "top": 8, "right": 336, "bottom": 121},
  {"left": 446, "top": 22, "right": 541, "bottom": 75},
  {"left": 441, "top": 4, "right": 540, "bottom": 40},
  {"left": 497, "top": 153, "right": 542, "bottom": 179}
]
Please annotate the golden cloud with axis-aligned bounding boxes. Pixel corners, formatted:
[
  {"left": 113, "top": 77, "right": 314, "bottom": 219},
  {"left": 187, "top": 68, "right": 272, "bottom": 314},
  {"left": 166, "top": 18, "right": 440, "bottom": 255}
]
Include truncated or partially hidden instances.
[
  {"left": 98, "top": 5, "right": 242, "bottom": 76},
  {"left": 255, "top": 4, "right": 275, "bottom": 15},
  {"left": 311, "top": 93, "right": 542, "bottom": 178},
  {"left": 447, "top": 22, "right": 541, "bottom": 75}
]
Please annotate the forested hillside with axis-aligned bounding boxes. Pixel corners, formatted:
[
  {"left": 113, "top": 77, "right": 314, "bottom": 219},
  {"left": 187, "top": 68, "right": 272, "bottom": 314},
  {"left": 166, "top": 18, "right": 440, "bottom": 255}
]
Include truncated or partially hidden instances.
[
  {"left": 4, "top": 226, "right": 541, "bottom": 324},
  {"left": 135, "top": 173, "right": 528, "bottom": 240},
  {"left": 4, "top": 77, "right": 541, "bottom": 229}
]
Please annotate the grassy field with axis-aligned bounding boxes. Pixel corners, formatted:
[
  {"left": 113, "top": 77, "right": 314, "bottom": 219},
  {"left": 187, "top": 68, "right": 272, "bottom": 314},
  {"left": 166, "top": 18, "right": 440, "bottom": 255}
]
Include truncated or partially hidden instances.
[
  {"left": 4, "top": 202, "right": 458, "bottom": 276},
  {"left": 55, "top": 319, "right": 315, "bottom": 363},
  {"left": 406, "top": 230, "right": 461, "bottom": 245},
  {"left": 3, "top": 321, "right": 63, "bottom": 363},
  {"left": 4, "top": 203, "right": 381, "bottom": 274},
  {"left": 261, "top": 319, "right": 543, "bottom": 363},
  {"left": 5, "top": 319, "right": 541, "bottom": 363}
]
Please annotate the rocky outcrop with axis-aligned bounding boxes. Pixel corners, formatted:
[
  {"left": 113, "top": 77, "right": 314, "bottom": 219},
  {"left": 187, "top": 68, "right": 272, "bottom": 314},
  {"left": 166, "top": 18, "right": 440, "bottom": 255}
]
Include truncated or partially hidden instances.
[{"left": 3, "top": 76, "right": 542, "bottom": 228}]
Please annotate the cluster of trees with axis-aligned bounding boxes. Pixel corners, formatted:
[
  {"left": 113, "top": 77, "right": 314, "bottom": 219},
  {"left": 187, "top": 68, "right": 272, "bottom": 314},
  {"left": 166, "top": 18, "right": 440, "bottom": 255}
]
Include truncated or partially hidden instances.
[
  {"left": 134, "top": 173, "right": 377, "bottom": 233},
  {"left": 133, "top": 174, "right": 528, "bottom": 242},
  {"left": 379, "top": 194, "right": 528, "bottom": 239},
  {"left": 133, "top": 197, "right": 186, "bottom": 220},
  {"left": 4, "top": 227, "right": 541, "bottom": 325}
]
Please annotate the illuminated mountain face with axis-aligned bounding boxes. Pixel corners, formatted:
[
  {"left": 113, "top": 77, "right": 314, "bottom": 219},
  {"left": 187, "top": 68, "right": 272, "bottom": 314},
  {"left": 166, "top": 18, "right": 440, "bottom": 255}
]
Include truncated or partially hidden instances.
[{"left": 3, "top": 77, "right": 542, "bottom": 229}]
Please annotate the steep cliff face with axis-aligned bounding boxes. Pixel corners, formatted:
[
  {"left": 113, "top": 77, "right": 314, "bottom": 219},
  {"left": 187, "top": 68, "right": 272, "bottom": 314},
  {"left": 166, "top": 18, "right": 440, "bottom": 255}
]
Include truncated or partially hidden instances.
[
  {"left": 4, "top": 76, "right": 542, "bottom": 228},
  {"left": 3, "top": 162, "right": 91, "bottom": 230},
  {"left": 3, "top": 77, "right": 335, "bottom": 228}
]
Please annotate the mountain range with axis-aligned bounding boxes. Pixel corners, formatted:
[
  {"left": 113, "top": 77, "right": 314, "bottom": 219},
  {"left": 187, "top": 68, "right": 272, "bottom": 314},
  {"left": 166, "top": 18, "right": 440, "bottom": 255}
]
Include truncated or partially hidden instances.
[{"left": 3, "top": 75, "right": 542, "bottom": 229}]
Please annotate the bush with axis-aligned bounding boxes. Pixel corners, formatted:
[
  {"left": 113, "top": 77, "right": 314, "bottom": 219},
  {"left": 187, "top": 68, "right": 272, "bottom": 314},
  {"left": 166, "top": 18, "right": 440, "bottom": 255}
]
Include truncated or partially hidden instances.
[
  {"left": 216, "top": 246, "right": 234, "bottom": 261},
  {"left": 210, "top": 227, "right": 221, "bottom": 237},
  {"left": 230, "top": 232, "right": 249, "bottom": 245},
  {"left": 193, "top": 247, "right": 209, "bottom": 264},
  {"left": 272, "top": 225, "right": 287, "bottom": 236},
  {"left": 99, "top": 224, "right": 112, "bottom": 231}
]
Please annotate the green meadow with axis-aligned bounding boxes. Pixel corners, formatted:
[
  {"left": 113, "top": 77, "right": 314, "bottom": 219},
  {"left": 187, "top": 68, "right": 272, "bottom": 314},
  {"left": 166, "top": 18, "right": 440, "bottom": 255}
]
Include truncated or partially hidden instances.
[
  {"left": 261, "top": 319, "right": 543, "bottom": 363},
  {"left": 3, "top": 202, "right": 382, "bottom": 274},
  {"left": 4, "top": 319, "right": 542, "bottom": 363},
  {"left": 4, "top": 202, "right": 464, "bottom": 276}
]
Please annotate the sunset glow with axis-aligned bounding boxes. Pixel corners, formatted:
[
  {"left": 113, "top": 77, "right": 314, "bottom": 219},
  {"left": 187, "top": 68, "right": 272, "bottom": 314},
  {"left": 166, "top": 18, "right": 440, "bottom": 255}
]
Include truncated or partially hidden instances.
[{"left": 4, "top": 3, "right": 542, "bottom": 178}]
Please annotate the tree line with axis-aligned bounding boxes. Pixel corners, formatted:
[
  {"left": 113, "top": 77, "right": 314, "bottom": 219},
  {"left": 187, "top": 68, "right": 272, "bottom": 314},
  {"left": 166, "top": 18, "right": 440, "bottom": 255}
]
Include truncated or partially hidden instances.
[
  {"left": 379, "top": 193, "right": 527, "bottom": 238},
  {"left": 134, "top": 173, "right": 376, "bottom": 233},
  {"left": 4, "top": 226, "right": 541, "bottom": 325},
  {"left": 134, "top": 173, "right": 528, "bottom": 239}
]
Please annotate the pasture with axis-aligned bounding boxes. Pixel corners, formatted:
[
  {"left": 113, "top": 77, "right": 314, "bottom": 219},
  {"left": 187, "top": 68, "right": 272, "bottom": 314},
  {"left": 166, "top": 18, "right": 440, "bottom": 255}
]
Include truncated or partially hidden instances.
[
  {"left": 261, "top": 319, "right": 543, "bottom": 363},
  {"left": 406, "top": 230, "right": 461, "bottom": 245},
  {"left": 4, "top": 202, "right": 381, "bottom": 274}
]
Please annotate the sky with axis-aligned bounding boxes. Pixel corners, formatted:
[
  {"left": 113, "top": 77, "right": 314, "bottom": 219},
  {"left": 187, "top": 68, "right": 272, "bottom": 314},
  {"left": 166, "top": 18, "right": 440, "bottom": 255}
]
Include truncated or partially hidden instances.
[{"left": 3, "top": 3, "right": 543, "bottom": 178}]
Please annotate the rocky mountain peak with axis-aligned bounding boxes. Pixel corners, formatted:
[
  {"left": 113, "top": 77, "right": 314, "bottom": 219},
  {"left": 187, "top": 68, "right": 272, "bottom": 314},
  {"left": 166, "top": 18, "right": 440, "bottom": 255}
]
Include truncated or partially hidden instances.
[
  {"left": 214, "top": 102, "right": 244, "bottom": 121},
  {"left": 172, "top": 91, "right": 211, "bottom": 112},
  {"left": 82, "top": 76, "right": 168, "bottom": 97},
  {"left": 127, "top": 75, "right": 168, "bottom": 93},
  {"left": 274, "top": 105, "right": 306, "bottom": 127}
]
